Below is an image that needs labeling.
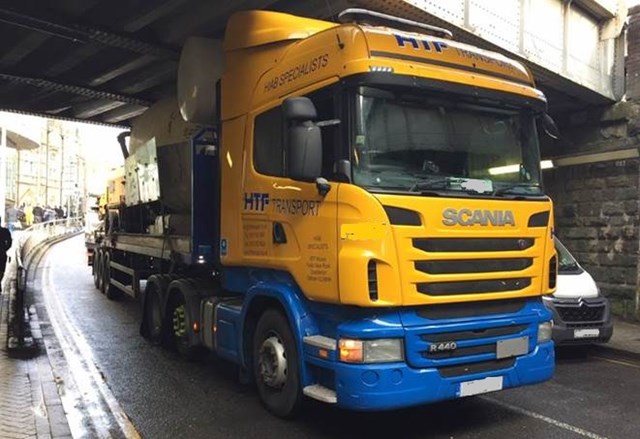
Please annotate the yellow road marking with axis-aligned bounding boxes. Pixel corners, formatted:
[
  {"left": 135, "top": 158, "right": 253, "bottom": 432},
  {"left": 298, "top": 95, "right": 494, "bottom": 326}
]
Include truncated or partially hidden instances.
[{"left": 591, "top": 355, "right": 640, "bottom": 370}]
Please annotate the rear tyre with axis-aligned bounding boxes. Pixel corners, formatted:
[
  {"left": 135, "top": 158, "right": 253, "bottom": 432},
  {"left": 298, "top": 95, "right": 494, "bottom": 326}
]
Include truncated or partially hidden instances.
[
  {"left": 253, "top": 309, "right": 302, "bottom": 418},
  {"left": 102, "top": 253, "right": 121, "bottom": 300},
  {"left": 167, "top": 289, "right": 202, "bottom": 361},
  {"left": 99, "top": 251, "right": 108, "bottom": 295},
  {"left": 144, "top": 287, "right": 164, "bottom": 344},
  {"left": 142, "top": 276, "right": 169, "bottom": 344},
  {"left": 94, "top": 250, "right": 103, "bottom": 290}
]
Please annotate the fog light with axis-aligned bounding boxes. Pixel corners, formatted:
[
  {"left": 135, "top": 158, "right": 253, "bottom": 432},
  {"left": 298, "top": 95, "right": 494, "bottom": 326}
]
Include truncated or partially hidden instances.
[
  {"left": 537, "top": 321, "right": 553, "bottom": 343},
  {"left": 339, "top": 338, "right": 403, "bottom": 363}
]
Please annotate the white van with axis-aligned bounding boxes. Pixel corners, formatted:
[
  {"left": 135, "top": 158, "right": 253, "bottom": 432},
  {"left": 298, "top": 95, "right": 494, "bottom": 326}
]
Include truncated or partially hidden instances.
[{"left": 542, "top": 237, "right": 613, "bottom": 345}]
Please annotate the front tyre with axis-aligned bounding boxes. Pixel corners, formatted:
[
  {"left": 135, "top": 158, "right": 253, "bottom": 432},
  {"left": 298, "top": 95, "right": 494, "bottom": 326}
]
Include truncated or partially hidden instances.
[{"left": 253, "top": 309, "right": 302, "bottom": 418}]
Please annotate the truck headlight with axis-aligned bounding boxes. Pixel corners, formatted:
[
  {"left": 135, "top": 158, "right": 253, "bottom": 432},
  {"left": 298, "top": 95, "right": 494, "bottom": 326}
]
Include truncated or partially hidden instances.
[
  {"left": 537, "top": 321, "right": 553, "bottom": 343},
  {"left": 339, "top": 338, "right": 404, "bottom": 363}
]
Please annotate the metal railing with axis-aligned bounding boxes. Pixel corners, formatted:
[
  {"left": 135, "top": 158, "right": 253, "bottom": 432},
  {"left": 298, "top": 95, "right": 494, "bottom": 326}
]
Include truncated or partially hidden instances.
[
  {"left": 17, "top": 217, "right": 84, "bottom": 271},
  {"left": 9, "top": 217, "right": 83, "bottom": 350}
]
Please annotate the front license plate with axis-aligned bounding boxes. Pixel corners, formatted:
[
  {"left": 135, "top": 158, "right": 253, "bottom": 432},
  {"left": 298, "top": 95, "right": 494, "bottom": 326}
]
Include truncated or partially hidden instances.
[
  {"left": 459, "top": 376, "right": 503, "bottom": 397},
  {"left": 496, "top": 336, "right": 529, "bottom": 359},
  {"left": 574, "top": 328, "right": 600, "bottom": 339}
]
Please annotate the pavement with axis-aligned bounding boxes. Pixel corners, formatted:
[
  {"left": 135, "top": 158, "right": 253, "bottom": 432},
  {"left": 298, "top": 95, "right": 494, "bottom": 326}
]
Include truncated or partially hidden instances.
[
  {"left": 0, "top": 249, "right": 72, "bottom": 439},
  {"left": 599, "top": 316, "right": 640, "bottom": 358},
  {"left": 0, "top": 235, "right": 640, "bottom": 438}
]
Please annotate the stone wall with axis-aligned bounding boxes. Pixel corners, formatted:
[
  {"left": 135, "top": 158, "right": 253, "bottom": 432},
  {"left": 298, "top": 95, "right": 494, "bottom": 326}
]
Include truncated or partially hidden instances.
[
  {"left": 545, "top": 160, "right": 640, "bottom": 319},
  {"left": 535, "top": 5, "right": 640, "bottom": 319}
]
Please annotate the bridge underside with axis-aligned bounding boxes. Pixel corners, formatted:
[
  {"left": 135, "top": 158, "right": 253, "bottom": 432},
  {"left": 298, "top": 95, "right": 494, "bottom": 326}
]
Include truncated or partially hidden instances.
[{"left": 0, "top": 0, "right": 619, "bottom": 127}]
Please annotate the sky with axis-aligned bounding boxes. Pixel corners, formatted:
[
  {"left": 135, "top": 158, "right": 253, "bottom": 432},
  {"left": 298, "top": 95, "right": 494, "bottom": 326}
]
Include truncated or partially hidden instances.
[{"left": 75, "top": 122, "right": 126, "bottom": 193}]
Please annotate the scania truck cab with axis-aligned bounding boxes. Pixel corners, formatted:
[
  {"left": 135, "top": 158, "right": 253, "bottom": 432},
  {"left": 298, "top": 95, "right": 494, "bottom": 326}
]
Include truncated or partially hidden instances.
[{"left": 94, "top": 9, "right": 557, "bottom": 417}]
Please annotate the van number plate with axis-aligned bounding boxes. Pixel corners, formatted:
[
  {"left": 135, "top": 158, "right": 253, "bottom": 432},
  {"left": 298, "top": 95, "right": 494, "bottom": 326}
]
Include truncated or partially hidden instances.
[{"left": 574, "top": 328, "right": 600, "bottom": 339}]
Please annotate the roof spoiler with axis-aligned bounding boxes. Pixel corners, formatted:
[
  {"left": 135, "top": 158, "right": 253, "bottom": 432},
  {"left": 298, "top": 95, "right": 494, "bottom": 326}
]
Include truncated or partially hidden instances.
[{"left": 338, "top": 8, "right": 453, "bottom": 39}]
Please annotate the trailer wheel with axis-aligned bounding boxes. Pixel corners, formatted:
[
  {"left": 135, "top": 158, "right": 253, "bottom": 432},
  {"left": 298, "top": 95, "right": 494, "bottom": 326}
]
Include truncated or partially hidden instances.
[
  {"left": 93, "top": 250, "right": 102, "bottom": 290},
  {"left": 99, "top": 252, "right": 108, "bottom": 295},
  {"left": 142, "top": 275, "right": 172, "bottom": 343},
  {"left": 253, "top": 309, "right": 302, "bottom": 418},
  {"left": 102, "top": 253, "right": 120, "bottom": 300}
]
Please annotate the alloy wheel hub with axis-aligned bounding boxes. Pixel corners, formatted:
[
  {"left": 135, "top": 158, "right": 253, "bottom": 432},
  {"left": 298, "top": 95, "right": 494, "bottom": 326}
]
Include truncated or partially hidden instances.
[{"left": 258, "top": 336, "right": 287, "bottom": 389}]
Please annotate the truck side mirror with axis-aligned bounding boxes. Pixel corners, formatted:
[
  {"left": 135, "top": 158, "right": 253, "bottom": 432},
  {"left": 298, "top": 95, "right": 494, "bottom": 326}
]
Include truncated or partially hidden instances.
[
  {"left": 283, "top": 97, "right": 322, "bottom": 182},
  {"left": 542, "top": 113, "right": 560, "bottom": 140}
]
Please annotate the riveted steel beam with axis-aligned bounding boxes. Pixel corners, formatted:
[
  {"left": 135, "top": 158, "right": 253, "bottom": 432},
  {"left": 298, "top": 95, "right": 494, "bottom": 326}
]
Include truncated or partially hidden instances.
[
  {"left": 0, "top": 7, "right": 179, "bottom": 60},
  {"left": 0, "top": 72, "right": 151, "bottom": 106}
]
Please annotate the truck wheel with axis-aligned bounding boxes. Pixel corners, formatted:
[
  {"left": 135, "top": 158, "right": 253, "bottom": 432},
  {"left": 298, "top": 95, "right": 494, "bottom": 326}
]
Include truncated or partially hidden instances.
[
  {"left": 144, "top": 287, "right": 164, "bottom": 344},
  {"left": 168, "top": 292, "right": 202, "bottom": 361},
  {"left": 253, "top": 309, "right": 302, "bottom": 418}
]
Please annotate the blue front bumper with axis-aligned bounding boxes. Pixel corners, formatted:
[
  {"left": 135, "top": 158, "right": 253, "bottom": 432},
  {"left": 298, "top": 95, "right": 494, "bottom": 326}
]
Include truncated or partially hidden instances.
[
  {"left": 330, "top": 341, "right": 554, "bottom": 411},
  {"left": 303, "top": 297, "right": 555, "bottom": 411}
]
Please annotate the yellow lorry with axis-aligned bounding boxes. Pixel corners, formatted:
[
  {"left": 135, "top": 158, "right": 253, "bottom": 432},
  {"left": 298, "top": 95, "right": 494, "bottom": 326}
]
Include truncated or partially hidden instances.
[{"left": 92, "top": 8, "right": 558, "bottom": 417}]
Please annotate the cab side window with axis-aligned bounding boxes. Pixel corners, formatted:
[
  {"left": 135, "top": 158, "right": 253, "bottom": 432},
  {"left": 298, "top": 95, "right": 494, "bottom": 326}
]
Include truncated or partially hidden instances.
[
  {"left": 253, "top": 87, "right": 339, "bottom": 179},
  {"left": 254, "top": 106, "right": 284, "bottom": 176}
]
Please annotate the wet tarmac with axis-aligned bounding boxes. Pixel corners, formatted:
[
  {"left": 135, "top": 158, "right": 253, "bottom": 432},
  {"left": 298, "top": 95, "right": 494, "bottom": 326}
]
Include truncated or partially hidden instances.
[{"left": 36, "top": 236, "right": 640, "bottom": 439}]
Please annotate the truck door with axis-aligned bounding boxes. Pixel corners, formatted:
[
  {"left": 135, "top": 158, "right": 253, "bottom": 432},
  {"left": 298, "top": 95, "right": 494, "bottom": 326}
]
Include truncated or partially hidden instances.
[{"left": 242, "top": 95, "right": 340, "bottom": 304}]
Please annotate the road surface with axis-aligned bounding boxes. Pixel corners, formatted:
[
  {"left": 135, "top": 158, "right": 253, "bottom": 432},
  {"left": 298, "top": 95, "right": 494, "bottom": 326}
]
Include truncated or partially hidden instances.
[{"left": 33, "top": 236, "right": 640, "bottom": 439}]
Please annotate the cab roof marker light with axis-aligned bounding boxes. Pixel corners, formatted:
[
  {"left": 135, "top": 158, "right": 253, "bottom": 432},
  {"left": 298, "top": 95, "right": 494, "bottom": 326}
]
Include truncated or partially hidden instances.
[
  {"left": 369, "top": 66, "right": 394, "bottom": 73},
  {"left": 338, "top": 8, "right": 453, "bottom": 39}
]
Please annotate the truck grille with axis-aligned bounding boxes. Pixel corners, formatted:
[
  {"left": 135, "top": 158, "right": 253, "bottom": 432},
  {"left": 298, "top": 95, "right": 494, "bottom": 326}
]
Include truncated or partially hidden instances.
[
  {"left": 417, "top": 278, "right": 531, "bottom": 295},
  {"left": 413, "top": 237, "right": 536, "bottom": 297},
  {"left": 405, "top": 321, "right": 533, "bottom": 376},
  {"left": 413, "top": 238, "right": 534, "bottom": 253},
  {"left": 439, "top": 358, "right": 515, "bottom": 378},
  {"left": 416, "top": 258, "right": 533, "bottom": 275},
  {"left": 416, "top": 298, "right": 526, "bottom": 320},
  {"left": 556, "top": 303, "right": 605, "bottom": 323},
  {"left": 420, "top": 324, "right": 528, "bottom": 360}
]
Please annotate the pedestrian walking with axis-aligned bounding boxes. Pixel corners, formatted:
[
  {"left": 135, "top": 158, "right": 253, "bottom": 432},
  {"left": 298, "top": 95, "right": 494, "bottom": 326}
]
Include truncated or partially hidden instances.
[
  {"left": 33, "top": 205, "right": 43, "bottom": 224},
  {"left": 0, "top": 216, "right": 12, "bottom": 293}
]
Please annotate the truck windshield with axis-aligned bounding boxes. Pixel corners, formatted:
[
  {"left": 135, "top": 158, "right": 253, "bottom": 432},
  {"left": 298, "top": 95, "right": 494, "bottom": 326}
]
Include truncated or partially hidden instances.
[{"left": 352, "top": 86, "right": 544, "bottom": 197}]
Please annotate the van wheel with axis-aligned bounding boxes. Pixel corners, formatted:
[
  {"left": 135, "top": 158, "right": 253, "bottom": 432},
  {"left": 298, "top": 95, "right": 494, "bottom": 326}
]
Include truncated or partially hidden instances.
[{"left": 253, "top": 309, "right": 302, "bottom": 418}]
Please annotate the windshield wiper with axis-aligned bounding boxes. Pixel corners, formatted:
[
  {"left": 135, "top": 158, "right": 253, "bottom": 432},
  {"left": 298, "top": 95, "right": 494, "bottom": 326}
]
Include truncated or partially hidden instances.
[
  {"left": 492, "top": 183, "right": 540, "bottom": 197},
  {"left": 409, "top": 176, "right": 450, "bottom": 192}
]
